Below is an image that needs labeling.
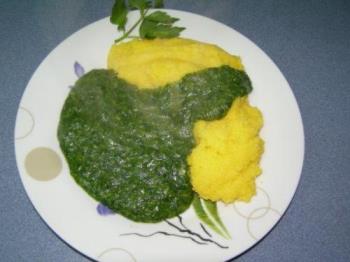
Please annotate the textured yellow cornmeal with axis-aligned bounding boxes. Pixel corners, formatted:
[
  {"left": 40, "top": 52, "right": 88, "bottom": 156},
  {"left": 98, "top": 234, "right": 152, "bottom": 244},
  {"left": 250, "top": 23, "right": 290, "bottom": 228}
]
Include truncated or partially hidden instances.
[
  {"left": 107, "top": 38, "right": 264, "bottom": 203},
  {"left": 188, "top": 98, "right": 264, "bottom": 203},
  {"left": 108, "top": 38, "right": 243, "bottom": 89}
]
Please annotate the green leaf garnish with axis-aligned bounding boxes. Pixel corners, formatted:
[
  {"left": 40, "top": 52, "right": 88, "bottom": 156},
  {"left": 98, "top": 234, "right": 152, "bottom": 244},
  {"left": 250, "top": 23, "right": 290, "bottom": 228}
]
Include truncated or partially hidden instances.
[
  {"left": 146, "top": 11, "right": 179, "bottom": 24},
  {"left": 129, "top": 0, "right": 151, "bottom": 13},
  {"left": 139, "top": 18, "right": 184, "bottom": 39},
  {"left": 111, "top": 0, "right": 185, "bottom": 43},
  {"left": 110, "top": 0, "right": 128, "bottom": 31}
]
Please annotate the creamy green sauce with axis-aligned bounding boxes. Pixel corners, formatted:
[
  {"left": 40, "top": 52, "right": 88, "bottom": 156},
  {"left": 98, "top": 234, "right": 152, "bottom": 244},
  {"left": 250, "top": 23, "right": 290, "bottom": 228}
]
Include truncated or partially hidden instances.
[{"left": 57, "top": 66, "right": 252, "bottom": 222}]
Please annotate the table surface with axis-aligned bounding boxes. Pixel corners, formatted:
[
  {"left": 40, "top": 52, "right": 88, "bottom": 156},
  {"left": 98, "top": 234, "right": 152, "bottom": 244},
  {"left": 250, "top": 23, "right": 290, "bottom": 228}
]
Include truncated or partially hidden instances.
[{"left": 1, "top": 0, "right": 349, "bottom": 261}]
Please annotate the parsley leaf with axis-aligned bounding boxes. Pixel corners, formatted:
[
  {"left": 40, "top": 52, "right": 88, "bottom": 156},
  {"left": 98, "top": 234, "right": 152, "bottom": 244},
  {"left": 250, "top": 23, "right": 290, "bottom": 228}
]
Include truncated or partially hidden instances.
[
  {"left": 140, "top": 17, "right": 185, "bottom": 39},
  {"left": 110, "top": 0, "right": 128, "bottom": 31},
  {"left": 129, "top": 0, "right": 151, "bottom": 13},
  {"left": 140, "top": 11, "right": 184, "bottom": 39},
  {"left": 146, "top": 11, "right": 178, "bottom": 24},
  {"left": 111, "top": 0, "right": 185, "bottom": 43}
]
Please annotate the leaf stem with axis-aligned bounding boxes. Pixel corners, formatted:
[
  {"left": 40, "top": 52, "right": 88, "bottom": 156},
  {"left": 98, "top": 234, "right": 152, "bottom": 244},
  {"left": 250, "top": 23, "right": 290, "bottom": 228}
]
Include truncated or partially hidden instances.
[{"left": 114, "top": 9, "right": 149, "bottom": 44}]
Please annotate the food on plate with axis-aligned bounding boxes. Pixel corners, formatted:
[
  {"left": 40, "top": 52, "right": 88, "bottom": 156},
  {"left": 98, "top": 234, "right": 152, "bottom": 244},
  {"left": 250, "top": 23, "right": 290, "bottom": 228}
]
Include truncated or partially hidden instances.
[
  {"left": 58, "top": 1, "right": 265, "bottom": 224},
  {"left": 188, "top": 97, "right": 264, "bottom": 203},
  {"left": 108, "top": 38, "right": 264, "bottom": 204},
  {"left": 57, "top": 63, "right": 253, "bottom": 222},
  {"left": 107, "top": 38, "right": 243, "bottom": 88}
]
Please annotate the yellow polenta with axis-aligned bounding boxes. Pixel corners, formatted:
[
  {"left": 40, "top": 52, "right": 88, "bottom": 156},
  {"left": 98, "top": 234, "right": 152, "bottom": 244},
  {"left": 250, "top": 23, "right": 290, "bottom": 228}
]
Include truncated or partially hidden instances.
[
  {"left": 107, "top": 38, "right": 264, "bottom": 203},
  {"left": 188, "top": 98, "right": 264, "bottom": 203},
  {"left": 108, "top": 38, "right": 243, "bottom": 89}
]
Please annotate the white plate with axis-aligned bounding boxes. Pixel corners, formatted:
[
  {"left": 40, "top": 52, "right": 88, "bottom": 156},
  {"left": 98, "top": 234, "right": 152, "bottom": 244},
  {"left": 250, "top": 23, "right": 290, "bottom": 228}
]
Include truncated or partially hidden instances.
[{"left": 15, "top": 9, "right": 304, "bottom": 262}]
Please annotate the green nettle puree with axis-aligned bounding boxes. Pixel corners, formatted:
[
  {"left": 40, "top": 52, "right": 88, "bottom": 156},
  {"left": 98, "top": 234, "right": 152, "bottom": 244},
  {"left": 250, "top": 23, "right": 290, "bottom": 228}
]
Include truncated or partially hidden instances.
[{"left": 58, "top": 66, "right": 252, "bottom": 222}]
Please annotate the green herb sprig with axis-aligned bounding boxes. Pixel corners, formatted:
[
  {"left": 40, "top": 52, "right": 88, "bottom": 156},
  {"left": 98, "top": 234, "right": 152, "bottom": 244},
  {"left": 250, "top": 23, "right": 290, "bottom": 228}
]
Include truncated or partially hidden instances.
[{"left": 110, "top": 0, "right": 185, "bottom": 43}]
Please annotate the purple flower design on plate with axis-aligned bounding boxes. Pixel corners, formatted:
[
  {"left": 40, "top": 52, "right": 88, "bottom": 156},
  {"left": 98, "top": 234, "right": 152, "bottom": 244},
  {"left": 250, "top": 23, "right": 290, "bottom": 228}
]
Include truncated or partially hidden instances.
[
  {"left": 69, "top": 62, "right": 85, "bottom": 89},
  {"left": 97, "top": 203, "right": 115, "bottom": 216},
  {"left": 74, "top": 61, "right": 85, "bottom": 78}
]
